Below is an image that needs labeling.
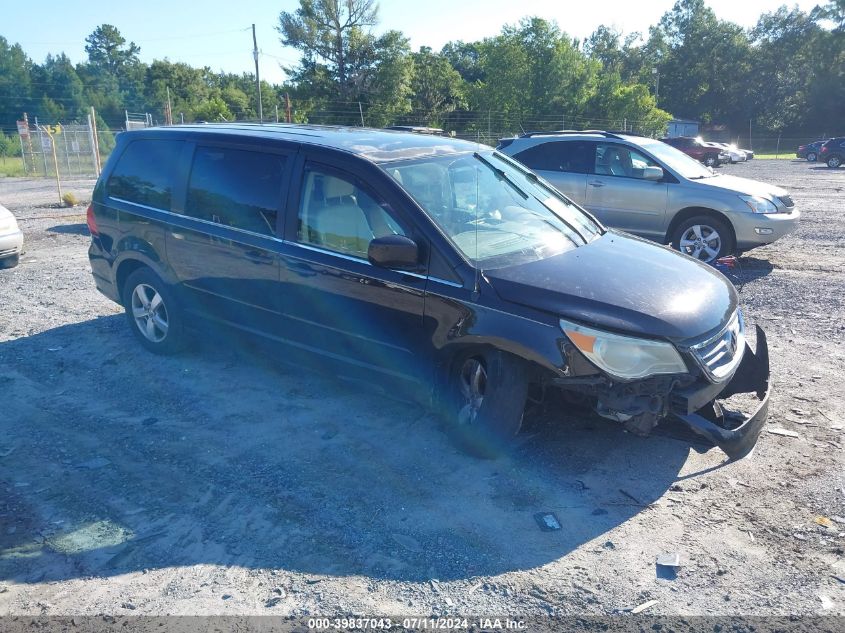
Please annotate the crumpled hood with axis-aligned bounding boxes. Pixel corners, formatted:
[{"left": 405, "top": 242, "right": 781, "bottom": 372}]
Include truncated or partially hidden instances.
[
  {"left": 692, "top": 174, "right": 788, "bottom": 200},
  {"left": 485, "top": 231, "right": 737, "bottom": 342}
]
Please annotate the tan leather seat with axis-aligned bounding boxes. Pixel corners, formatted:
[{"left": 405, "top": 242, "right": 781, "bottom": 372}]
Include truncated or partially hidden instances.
[{"left": 303, "top": 174, "right": 374, "bottom": 256}]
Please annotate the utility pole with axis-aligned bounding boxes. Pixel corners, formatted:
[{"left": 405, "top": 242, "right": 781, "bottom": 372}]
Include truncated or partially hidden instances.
[
  {"left": 274, "top": 105, "right": 279, "bottom": 123},
  {"left": 252, "top": 24, "right": 263, "bottom": 123},
  {"left": 652, "top": 68, "right": 660, "bottom": 102},
  {"left": 165, "top": 86, "right": 173, "bottom": 125},
  {"left": 285, "top": 93, "right": 292, "bottom": 123}
]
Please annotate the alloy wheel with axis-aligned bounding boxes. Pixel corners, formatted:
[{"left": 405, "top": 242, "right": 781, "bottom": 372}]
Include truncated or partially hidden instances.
[
  {"left": 807, "top": 152, "right": 817, "bottom": 162},
  {"left": 830, "top": 156, "right": 841, "bottom": 168},
  {"left": 679, "top": 224, "right": 722, "bottom": 263},
  {"left": 131, "top": 283, "right": 169, "bottom": 343},
  {"left": 458, "top": 358, "right": 487, "bottom": 426}
]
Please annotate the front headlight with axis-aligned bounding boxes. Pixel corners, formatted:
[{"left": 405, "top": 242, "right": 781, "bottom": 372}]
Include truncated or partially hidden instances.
[
  {"left": 560, "top": 318, "right": 688, "bottom": 380},
  {"left": 739, "top": 195, "right": 778, "bottom": 214}
]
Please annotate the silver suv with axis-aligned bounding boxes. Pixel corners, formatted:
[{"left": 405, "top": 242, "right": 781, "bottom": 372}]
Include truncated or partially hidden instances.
[{"left": 498, "top": 131, "right": 799, "bottom": 262}]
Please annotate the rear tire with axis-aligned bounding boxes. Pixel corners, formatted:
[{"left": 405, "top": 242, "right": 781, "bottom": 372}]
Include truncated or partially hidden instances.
[
  {"left": 671, "top": 214, "right": 735, "bottom": 264},
  {"left": 443, "top": 350, "right": 529, "bottom": 459},
  {"left": 122, "top": 267, "right": 187, "bottom": 355},
  {"left": 828, "top": 155, "right": 842, "bottom": 169},
  {"left": 0, "top": 254, "right": 19, "bottom": 269},
  {"left": 806, "top": 152, "right": 817, "bottom": 162}
]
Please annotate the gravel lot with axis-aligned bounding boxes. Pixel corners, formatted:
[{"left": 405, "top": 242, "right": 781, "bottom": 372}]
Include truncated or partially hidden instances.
[{"left": 0, "top": 160, "right": 843, "bottom": 619}]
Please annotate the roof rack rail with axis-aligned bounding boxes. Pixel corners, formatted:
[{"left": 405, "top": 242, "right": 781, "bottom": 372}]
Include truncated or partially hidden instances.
[
  {"left": 604, "top": 129, "right": 650, "bottom": 138},
  {"left": 517, "top": 129, "right": 630, "bottom": 140}
]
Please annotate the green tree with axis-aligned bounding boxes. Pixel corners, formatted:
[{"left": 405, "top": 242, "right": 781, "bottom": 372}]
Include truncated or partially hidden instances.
[
  {"left": 278, "top": 0, "right": 379, "bottom": 102},
  {"left": 0, "top": 37, "right": 33, "bottom": 129},
  {"left": 278, "top": 0, "right": 415, "bottom": 126},
  {"left": 193, "top": 96, "right": 233, "bottom": 122},
  {"left": 0, "top": 131, "right": 21, "bottom": 164},
  {"left": 84, "top": 24, "right": 140, "bottom": 74},
  {"left": 409, "top": 47, "right": 466, "bottom": 124}
]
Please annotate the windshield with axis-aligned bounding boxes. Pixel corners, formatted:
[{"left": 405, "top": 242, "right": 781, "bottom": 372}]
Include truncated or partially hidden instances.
[
  {"left": 639, "top": 139, "right": 716, "bottom": 179},
  {"left": 382, "top": 151, "right": 602, "bottom": 268}
]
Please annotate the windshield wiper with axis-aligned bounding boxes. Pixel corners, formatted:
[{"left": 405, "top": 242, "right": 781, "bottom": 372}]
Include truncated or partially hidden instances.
[
  {"left": 529, "top": 195, "right": 589, "bottom": 244},
  {"left": 473, "top": 152, "right": 529, "bottom": 199}
]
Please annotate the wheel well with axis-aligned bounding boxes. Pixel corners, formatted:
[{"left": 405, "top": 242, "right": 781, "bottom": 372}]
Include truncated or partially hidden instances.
[
  {"left": 665, "top": 207, "right": 736, "bottom": 248},
  {"left": 115, "top": 259, "right": 148, "bottom": 300}
]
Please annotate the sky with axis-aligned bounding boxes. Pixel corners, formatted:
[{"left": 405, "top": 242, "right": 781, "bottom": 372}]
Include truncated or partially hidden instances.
[{"left": 4, "top": 0, "right": 822, "bottom": 85}]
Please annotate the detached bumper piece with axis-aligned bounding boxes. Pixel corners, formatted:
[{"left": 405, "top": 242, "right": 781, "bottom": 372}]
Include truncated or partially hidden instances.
[{"left": 672, "top": 325, "right": 770, "bottom": 460}]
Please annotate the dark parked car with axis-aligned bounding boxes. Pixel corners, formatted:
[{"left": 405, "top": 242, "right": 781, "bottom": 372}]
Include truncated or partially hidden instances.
[
  {"left": 797, "top": 139, "right": 828, "bottom": 162},
  {"left": 87, "top": 124, "right": 770, "bottom": 459},
  {"left": 661, "top": 136, "right": 729, "bottom": 167},
  {"left": 819, "top": 137, "right": 845, "bottom": 168}
]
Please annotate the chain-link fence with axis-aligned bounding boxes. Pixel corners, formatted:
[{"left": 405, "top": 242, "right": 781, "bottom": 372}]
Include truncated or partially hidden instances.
[{"left": 19, "top": 122, "right": 101, "bottom": 178}]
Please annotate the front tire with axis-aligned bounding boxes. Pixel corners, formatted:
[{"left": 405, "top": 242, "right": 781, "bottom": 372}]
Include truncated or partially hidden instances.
[
  {"left": 704, "top": 154, "right": 718, "bottom": 168},
  {"left": 671, "top": 215, "right": 735, "bottom": 264},
  {"left": 828, "top": 155, "right": 842, "bottom": 169},
  {"left": 807, "top": 152, "right": 817, "bottom": 162},
  {"left": 444, "top": 350, "right": 529, "bottom": 458},
  {"left": 0, "top": 254, "right": 19, "bottom": 269},
  {"left": 122, "top": 267, "right": 186, "bottom": 354}
]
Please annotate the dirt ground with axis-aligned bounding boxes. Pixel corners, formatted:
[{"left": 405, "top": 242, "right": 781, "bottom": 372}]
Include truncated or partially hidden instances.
[{"left": 0, "top": 159, "right": 843, "bottom": 620}]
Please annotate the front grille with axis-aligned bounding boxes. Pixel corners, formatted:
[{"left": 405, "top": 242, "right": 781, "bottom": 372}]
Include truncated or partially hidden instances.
[
  {"left": 778, "top": 195, "right": 795, "bottom": 208},
  {"left": 688, "top": 311, "right": 745, "bottom": 383}
]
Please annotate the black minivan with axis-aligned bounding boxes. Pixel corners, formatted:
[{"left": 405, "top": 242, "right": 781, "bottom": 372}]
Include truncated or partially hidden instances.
[{"left": 88, "top": 124, "right": 770, "bottom": 459}]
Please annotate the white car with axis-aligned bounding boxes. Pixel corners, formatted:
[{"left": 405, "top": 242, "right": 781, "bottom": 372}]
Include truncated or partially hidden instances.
[
  {"left": 0, "top": 203, "right": 23, "bottom": 268},
  {"left": 715, "top": 143, "right": 748, "bottom": 163}
]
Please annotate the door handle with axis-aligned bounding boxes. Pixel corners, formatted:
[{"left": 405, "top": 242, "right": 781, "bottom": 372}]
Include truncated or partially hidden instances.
[
  {"left": 244, "top": 249, "right": 274, "bottom": 264},
  {"left": 588, "top": 181, "right": 605, "bottom": 188}
]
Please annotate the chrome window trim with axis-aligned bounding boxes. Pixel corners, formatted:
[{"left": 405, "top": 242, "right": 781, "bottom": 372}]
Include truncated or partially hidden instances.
[
  {"left": 110, "top": 196, "right": 284, "bottom": 242},
  {"left": 111, "top": 196, "right": 465, "bottom": 288}
]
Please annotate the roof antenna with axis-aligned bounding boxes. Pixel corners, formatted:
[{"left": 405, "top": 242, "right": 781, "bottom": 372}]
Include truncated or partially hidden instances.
[{"left": 473, "top": 163, "right": 481, "bottom": 299}]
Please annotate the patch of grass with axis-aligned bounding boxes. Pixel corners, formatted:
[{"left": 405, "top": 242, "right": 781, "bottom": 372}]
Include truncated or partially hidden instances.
[
  {"left": 61, "top": 192, "right": 79, "bottom": 207},
  {"left": 0, "top": 156, "right": 27, "bottom": 177},
  {"left": 753, "top": 152, "right": 798, "bottom": 160}
]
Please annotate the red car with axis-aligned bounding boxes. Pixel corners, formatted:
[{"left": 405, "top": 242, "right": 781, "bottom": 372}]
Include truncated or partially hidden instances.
[{"left": 661, "top": 136, "right": 729, "bottom": 168}]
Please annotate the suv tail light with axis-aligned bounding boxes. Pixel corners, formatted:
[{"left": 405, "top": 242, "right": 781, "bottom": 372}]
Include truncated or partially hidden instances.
[
  {"left": 86, "top": 203, "right": 99, "bottom": 237},
  {"left": 821, "top": 145, "right": 829, "bottom": 153}
]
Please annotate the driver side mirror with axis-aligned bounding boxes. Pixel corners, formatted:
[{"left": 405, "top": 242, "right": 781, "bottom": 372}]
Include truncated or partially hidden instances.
[
  {"left": 368, "top": 235, "right": 419, "bottom": 270},
  {"left": 642, "top": 166, "right": 664, "bottom": 181}
]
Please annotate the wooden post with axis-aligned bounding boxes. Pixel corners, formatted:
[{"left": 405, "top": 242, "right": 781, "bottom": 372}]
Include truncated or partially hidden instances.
[
  {"left": 90, "top": 107, "right": 101, "bottom": 175},
  {"left": 166, "top": 86, "right": 173, "bottom": 125},
  {"left": 252, "top": 24, "right": 263, "bottom": 122},
  {"left": 285, "top": 93, "right": 292, "bottom": 123}
]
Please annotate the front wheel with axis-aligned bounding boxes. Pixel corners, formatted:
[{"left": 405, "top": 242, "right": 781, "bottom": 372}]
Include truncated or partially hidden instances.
[
  {"left": 828, "top": 155, "right": 842, "bottom": 168},
  {"left": 0, "top": 254, "right": 19, "bottom": 269},
  {"left": 671, "top": 215, "right": 735, "bottom": 264},
  {"left": 444, "top": 350, "right": 529, "bottom": 458},
  {"left": 122, "top": 267, "right": 187, "bottom": 354},
  {"left": 806, "top": 152, "right": 817, "bottom": 162},
  {"left": 704, "top": 154, "right": 718, "bottom": 168}
]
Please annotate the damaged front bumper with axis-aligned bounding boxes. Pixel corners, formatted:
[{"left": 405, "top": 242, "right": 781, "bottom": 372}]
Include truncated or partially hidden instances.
[{"left": 671, "top": 325, "right": 771, "bottom": 460}]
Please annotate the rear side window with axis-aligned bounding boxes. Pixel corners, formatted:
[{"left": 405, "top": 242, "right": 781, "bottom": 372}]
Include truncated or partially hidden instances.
[
  {"left": 513, "top": 141, "right": 591, "bottom": 174},
  {"left": 185, "top": 146, "right": 286, "bottom": 237},
  {"left": 107, "top": 140, "right": 183, "bottom": 209}
]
